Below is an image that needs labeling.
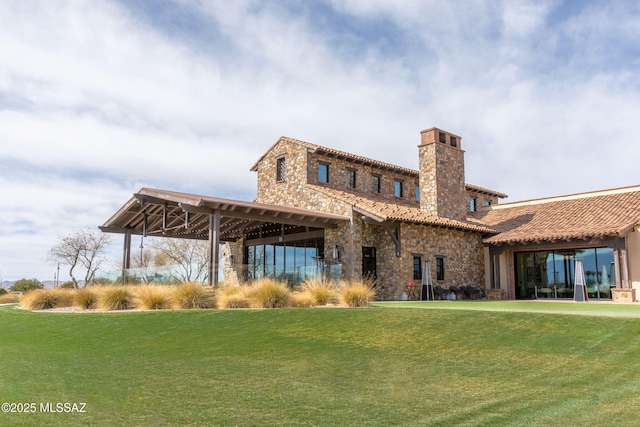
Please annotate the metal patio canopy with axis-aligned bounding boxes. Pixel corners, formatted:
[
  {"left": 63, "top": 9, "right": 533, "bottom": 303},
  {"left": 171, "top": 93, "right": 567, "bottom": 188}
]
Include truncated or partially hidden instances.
[{"left": 100, "top": 188, "right": 349, "bottom": 286}]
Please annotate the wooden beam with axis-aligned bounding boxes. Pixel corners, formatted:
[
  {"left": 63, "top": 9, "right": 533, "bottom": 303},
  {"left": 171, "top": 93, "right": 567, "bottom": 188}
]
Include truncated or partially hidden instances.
[
  {"left": 382, "top": 223, "right": 401, "bottom": 257},
  {"left": 180, "top": 203, "right": 341, "bottom": 229},
  {"left": 244, "top": 229, "right": 324, "bottom": 246}
]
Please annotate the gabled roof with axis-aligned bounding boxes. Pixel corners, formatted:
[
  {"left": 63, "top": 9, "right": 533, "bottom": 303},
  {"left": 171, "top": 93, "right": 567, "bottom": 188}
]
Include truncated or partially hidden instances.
[
  {"left": 251, "top": 136, "right": 507, "bottom": 198},
  {"left": 311, "top": 186, "right": 496, "bottom": 234},
  {"left": 473, "top": 186, "right": 640, "bottom": 245}
]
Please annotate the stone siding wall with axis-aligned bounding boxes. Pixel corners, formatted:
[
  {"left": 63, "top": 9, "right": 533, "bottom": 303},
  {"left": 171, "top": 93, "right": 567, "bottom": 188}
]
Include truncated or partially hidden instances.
[
  {"left": 466, "top": 189, "right": 500, "bottom": 209},
  {"left": 306, "top": 152, "right": 421, "bottom": 203},
  {"left": 364, "top": 222, "right": 485, "bottom": 300},
  {"left": 418, "top": 142, "right": 467, "bottom": 220}
]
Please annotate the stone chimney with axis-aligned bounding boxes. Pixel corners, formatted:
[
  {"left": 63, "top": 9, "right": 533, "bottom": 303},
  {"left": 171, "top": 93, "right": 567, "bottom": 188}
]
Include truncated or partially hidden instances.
[{"left": 418, "top": 127, "right": 467, "bottom": 220}]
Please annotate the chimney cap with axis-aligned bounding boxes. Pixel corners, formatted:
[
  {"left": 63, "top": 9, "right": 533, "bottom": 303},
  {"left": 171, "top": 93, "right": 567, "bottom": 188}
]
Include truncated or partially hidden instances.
[{"left": 420, "top": 127, "right": 462, "bottom": 148}]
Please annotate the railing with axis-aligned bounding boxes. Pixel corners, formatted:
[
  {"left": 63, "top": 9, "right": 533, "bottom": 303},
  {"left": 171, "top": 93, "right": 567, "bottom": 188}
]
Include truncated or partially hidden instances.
[{"left": 97, "top": 261, "right": 342, "bottom": 286}]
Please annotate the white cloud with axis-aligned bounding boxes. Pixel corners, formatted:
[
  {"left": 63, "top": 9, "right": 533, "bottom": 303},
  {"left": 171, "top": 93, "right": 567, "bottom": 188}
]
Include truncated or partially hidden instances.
[{"left": 0, "top": 0, "right": 639, "bottom": 280}]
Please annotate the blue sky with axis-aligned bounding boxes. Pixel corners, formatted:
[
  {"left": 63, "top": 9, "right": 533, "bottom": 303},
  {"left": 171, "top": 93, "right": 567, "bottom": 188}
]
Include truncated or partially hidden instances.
[{"left": 1, "top": 0, "right": 639, "bottom": 282}]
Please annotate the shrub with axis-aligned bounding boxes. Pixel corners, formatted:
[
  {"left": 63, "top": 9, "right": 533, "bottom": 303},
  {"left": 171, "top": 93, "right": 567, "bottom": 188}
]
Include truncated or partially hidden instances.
[
  {"left": 215, "top": 285, "right": 250, "bottom": 309},
  {"left": 172, "top": 282, "right": 215, "bottom": 309},
  {"left": 59, "top": 281, "right": 77, "bottom": 289},
  {"left": 246, "top": 278, "right": 291, "bottom": 309},
  {"left": 338, "top": 278, "right": 377, "bottom": 308},
  {"left": 0, "top": 293, "right": 20, "bottom": 304},
  {"left": 97, "top": 286, "right": 133, "bottom": 311},
  {"left": 10, "top": 278, "right": 44, "bottom": 293},
  {"left": 133, "top": 285, "right": 173, "bottom": 310},
  {"left": 19, "top": 289, "right": 73, "bottom": 310},
  {"left": 298, "top": 277, "right": 337, "bottom": 306},
  {"left": 0, "top": 288, "right": 7, "bottom": 295},
  {"left": 74, "top": 288, "right": 98, "bottom": 310}
]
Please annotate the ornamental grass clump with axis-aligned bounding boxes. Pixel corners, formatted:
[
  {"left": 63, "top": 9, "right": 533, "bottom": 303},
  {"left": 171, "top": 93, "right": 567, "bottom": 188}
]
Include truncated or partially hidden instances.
[
  {"left": 172, "top": 282, "right": 215, "bottom": 309},
  {"left": 0, "top": 293, "right": 20, "bottom": 304},
  {"left": 134, "top": 285, "right": 173, "bottom": 310},
  {"left": 289, "top": 291, "right": 316, "bottom": 307},
  {"left": 19, "top": 289, "right": 74, "bottom": 310},
  {"left": 247, "top": 278, "right": 291, "bottom": 309},
  {"left": 215, "top": 284, "right": 250, "bottom": 309},
  {"left": 298, "top": 277, "right": 337, "bottom": 306},
  {"left": 97, "top": 286, "right": 133, "bottom": 311},
  {"left": 74, "top": 288, "right": 98, "bottom": 310},
  {"left": 338, "top": 277, "right": 377, "bottom": 307}
]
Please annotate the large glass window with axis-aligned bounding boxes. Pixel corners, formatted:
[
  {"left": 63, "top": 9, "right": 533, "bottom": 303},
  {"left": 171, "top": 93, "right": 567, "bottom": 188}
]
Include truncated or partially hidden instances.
[
  {"left": 514, "top": 247, "right": 614, "bottom": 299},
  {"left": 244, "top": 238, "right": 324, "bottom": 284}
]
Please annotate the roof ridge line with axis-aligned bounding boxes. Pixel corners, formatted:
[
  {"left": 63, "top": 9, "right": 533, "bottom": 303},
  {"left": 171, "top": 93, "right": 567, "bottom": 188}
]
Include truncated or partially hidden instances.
[{"left": 486, "top": 185, "right": 640, "bottom": 210}]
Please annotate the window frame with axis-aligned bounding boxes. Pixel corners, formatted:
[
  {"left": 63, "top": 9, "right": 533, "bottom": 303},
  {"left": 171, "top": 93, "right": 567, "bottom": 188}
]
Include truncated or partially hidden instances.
[
  {"left": 371, "top": 174, "right": 381, "bottom": 193},
  {"left": 276, "top": 156, "right": 286, "bottom": 182},
  {"left": 346, "top": 168, "right": 357, "bottom": 189},
  {"left": 318, "top": 162, "right": 330, "bottom": 183},
  {"left": 394, "top": 179, "right": 403, "bottom": 198},
  {"left": 412, "top": 255, "right": 422, "bottom": 280},
  {"left": 435, "top": 256, "right": 445, "bottom": 281}
]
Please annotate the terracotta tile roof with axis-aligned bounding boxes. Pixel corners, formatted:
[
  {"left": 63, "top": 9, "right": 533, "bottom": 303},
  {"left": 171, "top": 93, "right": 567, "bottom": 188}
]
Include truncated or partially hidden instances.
[
  {"left": 251, "top": 136, "right": 507, "bottom": 198},
  {"left": 473, "top": 186, "right": 640, "bottom": 245},
  {"left": 311, "top": 186, "right": 496, "bottom": 234}
]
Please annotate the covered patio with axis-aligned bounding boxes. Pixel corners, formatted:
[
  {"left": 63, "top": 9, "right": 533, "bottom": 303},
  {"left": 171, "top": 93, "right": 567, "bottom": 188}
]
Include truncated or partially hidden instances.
[{"left": 100, "top": 188, "right": 349, "bottom": 286}]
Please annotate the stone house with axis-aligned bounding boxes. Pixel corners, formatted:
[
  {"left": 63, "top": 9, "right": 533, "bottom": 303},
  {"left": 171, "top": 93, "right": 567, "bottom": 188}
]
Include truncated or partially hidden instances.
[
  {"left": 101, "top": 126, "right": 640, "bottom": 301},
  {"left": 243, "top": 128, "right": 505, "bottom": 300}
]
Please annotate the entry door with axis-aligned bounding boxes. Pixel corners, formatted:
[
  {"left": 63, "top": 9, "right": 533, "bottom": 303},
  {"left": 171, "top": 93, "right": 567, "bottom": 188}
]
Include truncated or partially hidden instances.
[{"left": 362, "top": 247, "right": 377, "bottom": 279}]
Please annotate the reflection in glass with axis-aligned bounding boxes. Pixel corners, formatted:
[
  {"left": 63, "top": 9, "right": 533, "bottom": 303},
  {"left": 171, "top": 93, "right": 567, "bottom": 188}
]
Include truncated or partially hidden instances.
[{"left": 515, "top": 247, "right": 613, "bottom": 299}]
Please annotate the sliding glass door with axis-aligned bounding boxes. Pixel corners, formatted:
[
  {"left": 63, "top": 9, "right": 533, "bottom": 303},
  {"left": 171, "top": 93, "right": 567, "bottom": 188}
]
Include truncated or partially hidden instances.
[{"left": 515, "top": 248, "right": 614, "bottom": 299}]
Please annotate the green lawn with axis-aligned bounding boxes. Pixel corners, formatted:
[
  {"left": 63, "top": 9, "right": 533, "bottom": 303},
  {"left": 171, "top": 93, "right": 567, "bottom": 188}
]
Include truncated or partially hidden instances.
[{"left": 1, "top": 303, "right": 640, "bottom": 426}]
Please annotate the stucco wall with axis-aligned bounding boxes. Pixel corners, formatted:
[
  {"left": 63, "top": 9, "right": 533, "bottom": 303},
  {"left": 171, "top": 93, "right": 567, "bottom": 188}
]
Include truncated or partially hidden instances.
[{"left": 628, "top": 228, "right": 640, "bottom": 297}]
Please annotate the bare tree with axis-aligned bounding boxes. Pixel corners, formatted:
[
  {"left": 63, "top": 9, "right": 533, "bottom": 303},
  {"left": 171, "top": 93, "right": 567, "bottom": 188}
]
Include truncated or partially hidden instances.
[
  {"left": 149, "top": 238, "right": 209, "bottom": 283},
  {"left": 49, "top": 229, "right": 113, "bottom": 288}
]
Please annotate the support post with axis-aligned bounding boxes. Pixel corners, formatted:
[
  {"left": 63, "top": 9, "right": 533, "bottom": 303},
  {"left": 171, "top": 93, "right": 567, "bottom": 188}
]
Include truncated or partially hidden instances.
[
  {"left": 208, "top": 210, "right": 221, "bottom": 287},
  {"left": 613, "top": 249, "right": 622, "bottom": 288},
  {"left": 122, "top": 229, "right": 132, "bottom": 285},
  {"left": 621, "top": 248, "right": 630, "bottom": 288}
]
